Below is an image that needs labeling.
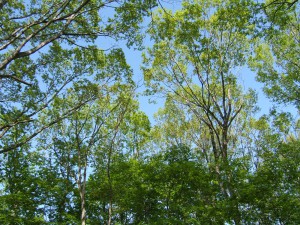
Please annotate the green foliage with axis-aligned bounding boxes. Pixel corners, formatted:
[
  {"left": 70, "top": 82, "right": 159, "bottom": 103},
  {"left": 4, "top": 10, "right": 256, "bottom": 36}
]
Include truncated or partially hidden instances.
[
  {"left": 0, "top": 148, "right": 47, "bottom": 224},
  {"left": 1, "top": 0, "right": 300, "bottom": 224},
  {"left": 247, "top": 139, "right": 300, "bottom": 224},
  {"left": 249, "top": 0, "right": 300, "bottom": 109},
  {"left": 0, "top": 0, "right": 156, "bottom": 153}
]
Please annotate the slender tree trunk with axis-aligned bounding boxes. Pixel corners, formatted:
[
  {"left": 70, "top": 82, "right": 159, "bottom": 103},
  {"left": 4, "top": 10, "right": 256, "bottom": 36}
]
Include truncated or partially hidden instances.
[
  {"left": 107, "top": 149, "right": 113, "bottom": 225},
  {"left": 81, "top": 193, "right": 86, "bottom": 225},
  {"left": 108, "top": 200, "right": 112, "bottom": 225},
  {"left": 77, "top": 171, "right": 87, "bottom": 225},
  {"left": 76, "top": 153, "right": 87, "bottom": 225},
  {"left": 79, "top": 159, "right": 87, "bottom": 225}
]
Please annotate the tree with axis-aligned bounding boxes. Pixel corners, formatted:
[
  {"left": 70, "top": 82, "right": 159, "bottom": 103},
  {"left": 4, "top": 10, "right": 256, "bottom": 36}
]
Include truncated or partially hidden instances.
[
  {"left": 38, "top": 93, "right": 133, "bottom": 225},
  {"left": 0, "top": 0, "right": 157, "bottom": 153},
  {"left": 143, "top": 1, "right": 257, "bottom": 223},
  {"left": 36, "top": 48, "right": 136, "bottom": 224},
  {"left": 85, "top": 103, "right": 151, "bottom": 224}
]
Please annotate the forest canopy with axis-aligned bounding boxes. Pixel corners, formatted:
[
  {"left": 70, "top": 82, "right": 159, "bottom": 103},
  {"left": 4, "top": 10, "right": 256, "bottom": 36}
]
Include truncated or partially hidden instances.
[{"left": 0, "top": 0, "right": 299, "bottom": 224}]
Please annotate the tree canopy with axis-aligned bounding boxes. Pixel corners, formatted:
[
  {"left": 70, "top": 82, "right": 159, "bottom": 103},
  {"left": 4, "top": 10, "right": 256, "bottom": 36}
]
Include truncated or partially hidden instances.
[{"left": 0, "top": 0, "right": 299, "bottom": 224}]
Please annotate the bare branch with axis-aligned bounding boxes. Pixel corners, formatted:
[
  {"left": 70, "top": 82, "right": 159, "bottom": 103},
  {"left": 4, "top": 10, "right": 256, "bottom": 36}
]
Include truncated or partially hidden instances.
[{"left": 0, "top": 74, "right": 32, "bottom": 86}]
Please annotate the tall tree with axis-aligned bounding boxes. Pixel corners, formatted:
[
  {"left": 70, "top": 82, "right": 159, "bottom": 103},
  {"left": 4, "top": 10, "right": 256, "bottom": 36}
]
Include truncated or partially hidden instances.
[
  {"left": 36, "top": 47, "right": 136, "bottom": 225},
  {"left": 86, "top": 105, "right": 150, "bottom": 224},
  {"left": 143, "top": 0, "right": 257, "bottom": 223}
]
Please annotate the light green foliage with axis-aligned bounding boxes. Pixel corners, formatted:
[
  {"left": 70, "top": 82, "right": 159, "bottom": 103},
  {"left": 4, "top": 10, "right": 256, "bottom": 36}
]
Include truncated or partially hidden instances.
[
  {"left": 151, "top": 96, "right": 195, "bottom": 150},
  {"left": 250, "top": 0, "right": 300, "bottom": 109},
  {"left": 121, "top": 107, "right": 151, "bottom": 157},
  {"left": 143, "top": 0, "right": 257, "bottom": 170}
]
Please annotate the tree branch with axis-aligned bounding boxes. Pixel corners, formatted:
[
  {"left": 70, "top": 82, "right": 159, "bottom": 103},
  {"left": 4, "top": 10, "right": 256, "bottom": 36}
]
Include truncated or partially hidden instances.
[
  {"left": 0, "top": 97, "right": 95, "bottom": 154},
  {"left": 0, "top": 74, "right": 32, "bottom": 86}
]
